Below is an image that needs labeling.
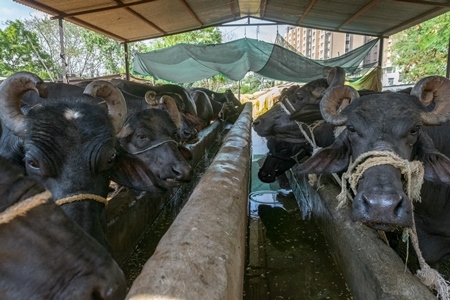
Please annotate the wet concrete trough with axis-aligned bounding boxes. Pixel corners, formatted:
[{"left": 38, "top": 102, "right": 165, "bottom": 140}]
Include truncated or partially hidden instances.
[{"left": 288, "top": 169, "right": 436, "bottom": 300}]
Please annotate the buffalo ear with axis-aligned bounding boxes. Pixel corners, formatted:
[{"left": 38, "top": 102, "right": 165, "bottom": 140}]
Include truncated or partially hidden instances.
[
  {"left": 416, "top": 133, "right": 450, "bottom": 185},
  {"left": 110, "top": 146, "right": 164, "bottom": 193},
  {"left": 178, "top": 145, "right": 193, "bottom": 161},
  {"left": 296, "top": 131, "right": 351, "bottom": 174},
  {"left": 421, "top": 152, "right": 450, "bottom": 185},
  {"left": 116, "top": 124, "right": 133, "bottom": 139}
]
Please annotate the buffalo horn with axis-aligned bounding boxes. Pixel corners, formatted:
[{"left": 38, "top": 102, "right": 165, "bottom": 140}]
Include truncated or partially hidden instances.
[
  {"left": 320, "top": 85, "right": 359, "bottom": 126},
  {"left": 327, "top": 66, "right": 346, "bottom": 87},
  {"left": 83, "top": 80, "right": 127, "bottom": 134},
  {"left": 411, "top": 76, "right": 450, "bottom": 125},
  {"left": 0, "top": 72, "right": 48, "bottom": 137},
  {"left": 144, "top": 90, "right": 157, "bottom": 106},
  {"left": 161, "top": 95, "right": 183, "bottom": 129}
]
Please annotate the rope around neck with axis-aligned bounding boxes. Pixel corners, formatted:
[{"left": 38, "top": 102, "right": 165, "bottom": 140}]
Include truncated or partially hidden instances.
[
  {"left": 56, "top": 194, "right": 108, "bottom": 206},
  {"left": 0, "top": 190, "right": 52, "bottom": 225},
  {"left": 131, "top": 140, "right": 177, "bottom": 155}
]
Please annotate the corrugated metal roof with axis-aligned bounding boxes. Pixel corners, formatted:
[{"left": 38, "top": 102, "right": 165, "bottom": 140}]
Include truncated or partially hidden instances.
[{"left": 13, "top": 0, "right": 450, "bottom": 43}]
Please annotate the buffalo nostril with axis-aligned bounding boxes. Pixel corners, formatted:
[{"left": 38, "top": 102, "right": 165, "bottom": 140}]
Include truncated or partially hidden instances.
[
  {"left": 183, "top": 130, "right": 196, "bottom": 139},
  {"left": 362, "top": 192, "right": 404, "bottom": 217},
  {"left": 172, "top": 165, "right": 182, "bottom": 176},
  {"left": 393, "top": 195, "right": 404, "bottom": 217},
  {"left": 253, "top": 120, "right": 260, "bottom": 127},
  {"left": 172, "top": 164, "right": 192, "bottom": 181}
]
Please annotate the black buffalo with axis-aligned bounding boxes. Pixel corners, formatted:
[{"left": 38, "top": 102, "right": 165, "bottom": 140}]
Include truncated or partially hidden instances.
[
  {"left": 109, "top": 79, "right": 209, "bottom": 133},
  {"left": 189, "top": 87, "right": 244, "bottom": 121},
  {"left": 297, "top": 76, "right": 450, "bottom": 266},
  {"left": 143, "top": 90, "right": 199, "bottom": 143},
  {"left": 0, "top": 156, "right": 126, "bottom": 299},
  {"left": 0, "top": 72, "right": 159, "bottom": 246},
  {"left": 252, "top": 67, "right": 345, "bottom": 139},
  {"left": 258, "top": 121, "right": 335, "bottom": 183},
  {"left": 118, "top": 107, "right": 193, "bottom": 190}
]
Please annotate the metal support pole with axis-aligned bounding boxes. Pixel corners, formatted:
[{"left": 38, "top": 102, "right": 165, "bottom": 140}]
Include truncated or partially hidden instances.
[
  {"left": 377, "top": 37, "right": 384, "bottom": 90},
  {"left": 124, "top": 42, "right": 130, "bottom": 81},
  {"left": 446, "top": 36, "right": 450, "bottom": 79},
  {"left": 378, "top": 37, "right": 384, "bottom": 68},
  {"left": 58, "top": 18, "right": 68, "bottom": 83},
  {"left": 238, "top": 80, "right": 241, "bottom": 101}
]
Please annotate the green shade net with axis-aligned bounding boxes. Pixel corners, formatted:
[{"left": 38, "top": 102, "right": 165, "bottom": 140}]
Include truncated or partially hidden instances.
[{"left": 133, "top": 36, "right": 379, "bottom": 84}]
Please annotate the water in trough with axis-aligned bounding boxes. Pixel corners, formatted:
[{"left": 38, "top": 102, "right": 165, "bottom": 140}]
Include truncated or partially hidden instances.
[{"left": 244, "top": 130, "right": 352, "bottom": 299}]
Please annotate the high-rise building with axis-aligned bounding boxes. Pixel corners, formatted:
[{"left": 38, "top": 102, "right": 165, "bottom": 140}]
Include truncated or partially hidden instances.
[{"left": 283, "top": 27, "right": 402, "bottom": 86}]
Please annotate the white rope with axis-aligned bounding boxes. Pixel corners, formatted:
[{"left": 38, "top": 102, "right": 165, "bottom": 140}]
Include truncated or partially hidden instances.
[
  {"left": 56, "top": 194, "right": 108, "bottom": 206},
  {"left": 131, "top": 140, "right": 177, "bottom": 155},
  {"left": 0, "top": 191, "right": 52, "bottom": 224}
]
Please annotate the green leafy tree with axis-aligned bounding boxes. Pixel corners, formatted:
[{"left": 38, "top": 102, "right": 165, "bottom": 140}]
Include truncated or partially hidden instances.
[
  {"left": 150, "top": 27, "right": 222, "bottom": 50},
  {"left": 391, "top": 12, "right": 450, "bottom": 83},
  {"left": 0, "top": 20, "right": 55, "bottom": 79},
  {"left": 24, "top": 16, "right": 128, "bottom": 79}
]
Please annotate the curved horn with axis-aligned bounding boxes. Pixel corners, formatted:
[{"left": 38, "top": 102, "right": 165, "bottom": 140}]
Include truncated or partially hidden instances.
[
  {"left": 144, "top": 90, "right": 157, "bottom": 106},
  {"left": 320, "top": 85, "right": 359, "bottom": 126},
  {"left": 0, "top": 72, "right": 48, "bottom": 137},
  {"left": 161, "top": 95, "right": 182, "bottom": 129},
  {"left": 327, "top": 66, "right": 346, "bottom": 87},
  {"left": 411, "top": 76, "right": 450, "bottom": 125},
  {"left": 83, "top": 80, "right": 127, "bottom": 134}
]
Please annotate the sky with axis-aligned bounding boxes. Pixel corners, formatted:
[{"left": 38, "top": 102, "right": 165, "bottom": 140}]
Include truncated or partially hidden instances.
[{"left": 0, "top": 0, "right": 289, "bottom": 43}]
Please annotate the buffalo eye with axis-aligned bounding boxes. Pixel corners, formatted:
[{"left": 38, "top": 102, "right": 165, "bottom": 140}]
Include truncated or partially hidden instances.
[
  {"left": 346, "top": 125, "right": 356, "bottom": 133},
  {"left": 107, "top": 153, "right": 117, "bottom": 166},
  {"left": 26, "top": 157, "right": 40, "bottom": 170},
  {"left": 410, "top": 125, "right": 420, "bottom": 135},
  {"left": 136, "top": 133, "right": 147, "bottom": 141}
]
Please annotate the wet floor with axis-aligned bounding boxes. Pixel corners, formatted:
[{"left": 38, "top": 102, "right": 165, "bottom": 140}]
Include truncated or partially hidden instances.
[{"left": 244, "top": 130, "right": 352, "bottom": 299}]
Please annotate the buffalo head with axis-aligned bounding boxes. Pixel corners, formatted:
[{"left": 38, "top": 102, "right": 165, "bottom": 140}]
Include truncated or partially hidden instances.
[{"left": 298, "top": 76, "right": 450, "bottom": 233}]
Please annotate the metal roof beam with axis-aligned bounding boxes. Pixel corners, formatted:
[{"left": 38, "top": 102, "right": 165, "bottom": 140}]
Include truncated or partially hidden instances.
[
  {"left": 260, "top": 0, "right": 269, "bottom": 18},
  {"left": 394, "top": 0, "right": 450, "bottom": 7},
  {"left": 338, "top": 0, "right": 380, "bottom": 30},
  {"left": 297, "top": 0, "right": 318, "bottom": 24},
  {"left": 229, "top": 0, "right": 237, "bottom": 18},
  {"left": 112, "top": 0, "right": 166, "bottom": 34},
  {"left": 178, "top": 0, "right": 203, "bottom": 26},
  {"left": 49, "top": 0, "right": 158, "bottom": 19},
  {"left": 15, "top": 0, "right": 128, "bottom": 41},
  {"left": 381, "top": 6, "right": 445, "bottom": 36}
]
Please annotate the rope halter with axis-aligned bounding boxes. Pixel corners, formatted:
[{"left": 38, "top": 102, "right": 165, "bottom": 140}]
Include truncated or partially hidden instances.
[
  {"left": 278, "top": 97, "right": 324, "bottom": 154},
  {"left": 334, "top": 150, "right": 450, "bottom": 299},
  {"left": 131, "top": 139, "right": 178, "bottom": 155},
  {"left": 56, "top": 194, "right": 108, "bottom": 206},
  {"left": 0, "top": 190, "right": 52, "bottom": 225},
  {"left": 336, "top": 150, "right": 424, "bottom": 208}
]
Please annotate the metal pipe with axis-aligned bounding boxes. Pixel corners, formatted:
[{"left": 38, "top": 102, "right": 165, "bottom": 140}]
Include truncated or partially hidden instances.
[
  {"left": 124, "top": 42, "right": 130, "bottom": 81},
  {"left": 58, "top": 18, "right": 68, "bottom": 83},
  {"left": 378, "top": 36, "right": 384, "bottom": 68},
  {"left": 446, "top": 35, "right": 450, "bottom": 79}
]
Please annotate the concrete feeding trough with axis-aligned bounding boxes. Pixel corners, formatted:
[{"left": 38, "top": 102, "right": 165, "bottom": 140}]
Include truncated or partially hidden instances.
[
  {"left": 287, "top": 168, "right": 436, "bottom": 300},
  {"left": 125, "top": 103, "right": 252, "bottom": 299}
]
